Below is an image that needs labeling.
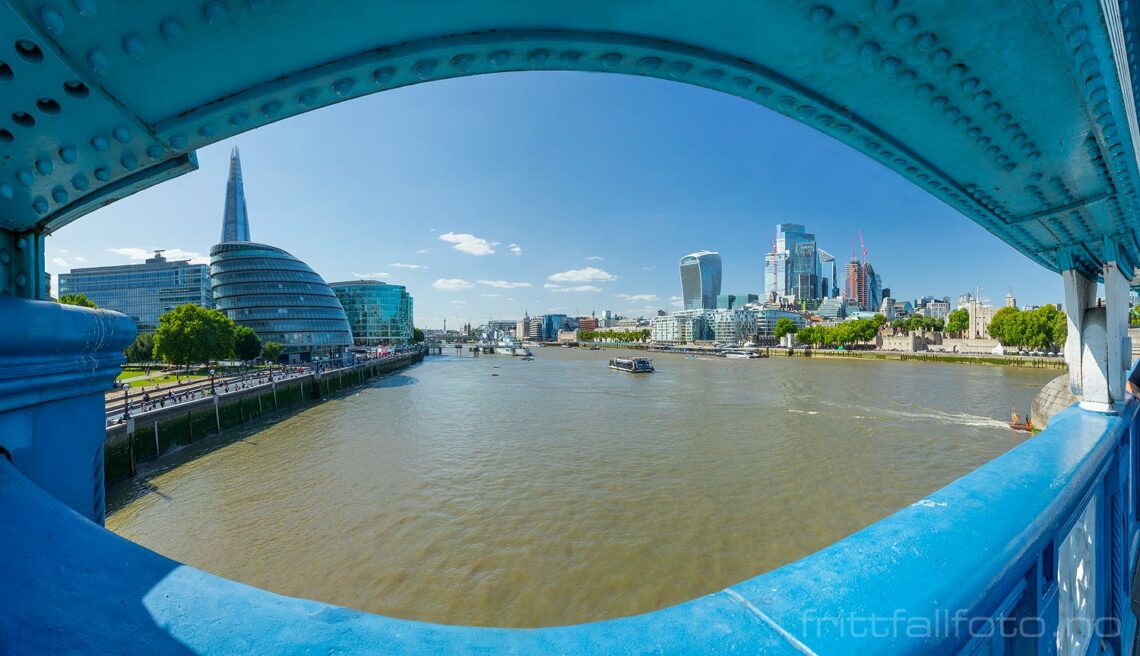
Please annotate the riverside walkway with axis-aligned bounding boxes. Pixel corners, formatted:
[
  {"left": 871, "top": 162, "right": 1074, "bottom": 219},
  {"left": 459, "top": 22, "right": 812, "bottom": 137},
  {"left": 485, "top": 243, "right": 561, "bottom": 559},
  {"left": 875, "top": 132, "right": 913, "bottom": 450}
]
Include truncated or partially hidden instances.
[{"left": 4, "top": 2, "right": 1140, "bottom": 653}]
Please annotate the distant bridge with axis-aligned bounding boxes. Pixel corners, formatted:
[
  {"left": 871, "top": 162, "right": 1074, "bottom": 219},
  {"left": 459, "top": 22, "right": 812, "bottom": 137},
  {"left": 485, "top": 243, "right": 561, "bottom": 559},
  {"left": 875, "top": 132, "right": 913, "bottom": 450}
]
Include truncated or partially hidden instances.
[{"left": 3, "top": 1, "right": 1140, "bottom": 653}]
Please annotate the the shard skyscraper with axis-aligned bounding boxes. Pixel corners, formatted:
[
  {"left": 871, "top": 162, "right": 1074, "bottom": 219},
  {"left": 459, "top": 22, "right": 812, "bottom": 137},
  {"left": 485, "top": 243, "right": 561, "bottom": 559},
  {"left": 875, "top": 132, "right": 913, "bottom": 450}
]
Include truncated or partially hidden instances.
[{"left": 220, "top": 147, "right": 251, "bottom": 242}]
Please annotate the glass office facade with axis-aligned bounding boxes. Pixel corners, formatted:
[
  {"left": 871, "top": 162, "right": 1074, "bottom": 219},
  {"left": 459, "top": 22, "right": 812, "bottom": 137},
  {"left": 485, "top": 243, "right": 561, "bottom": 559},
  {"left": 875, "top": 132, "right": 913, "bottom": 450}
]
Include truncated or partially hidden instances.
[
  {"left": 210, "top": 242, "right": 352, "bottom": 360},
  {"left": 330, "top": 281, "right": 414, "bottom": 345},
  {"left": 679, "top": 251, "right": 722, "bottom": 310},
  {"left": 57, "top": 252, "right": 212, "bottom": 332}
]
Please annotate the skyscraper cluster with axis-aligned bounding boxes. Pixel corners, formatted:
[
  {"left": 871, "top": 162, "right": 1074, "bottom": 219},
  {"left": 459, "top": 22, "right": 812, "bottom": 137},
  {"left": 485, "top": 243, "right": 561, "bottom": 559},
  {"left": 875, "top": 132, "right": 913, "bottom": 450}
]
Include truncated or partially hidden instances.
[{"left": 764, "top": 223, "right": 880, "bottom": 311}]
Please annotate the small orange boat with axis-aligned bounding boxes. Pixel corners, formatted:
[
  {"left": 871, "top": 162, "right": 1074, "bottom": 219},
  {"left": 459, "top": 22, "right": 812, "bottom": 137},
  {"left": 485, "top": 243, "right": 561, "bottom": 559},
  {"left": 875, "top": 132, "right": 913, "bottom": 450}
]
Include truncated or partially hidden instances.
[{"left": 1010, "top": 407, "right": 1033, "bottom": 432}]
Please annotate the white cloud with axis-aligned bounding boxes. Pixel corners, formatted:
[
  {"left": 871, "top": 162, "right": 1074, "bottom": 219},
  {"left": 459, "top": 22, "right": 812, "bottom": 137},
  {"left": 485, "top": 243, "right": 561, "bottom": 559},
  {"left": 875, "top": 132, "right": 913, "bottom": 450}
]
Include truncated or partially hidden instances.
[
  {"left": 545, "top": 283, "right": 603, "bottom": 293},
  {"left": 618, "top": 293, "right": 659, "bottom": 302},
  {"left": 642, "top": 265, "right": 656, "bottom": 271},
  {"left": 548, "top": 306, "right": 569, "bottom": 312},
  {"left": 586, "top": 256, "right": 605, "bottom": 262},
  {"left": 439, "top": 232, "right": 495, "bottom": 256},
  {"left": 74, "top": 256, "right": 86, "bottom": 263},
  {"left": 390, "top": 262, "right": 427, "bottom": 269},
  {"left": 624, "top": 306, "right": 659, "bottom": 316},
  {"left": 669, "top": 295, "right": 684, "bottom": 307},
  {"left": 547, "top": 267, "right": 617, "bottom": 283},
  {"left": 417, "top": 249, "right": 431, "bottom": 255},
  {"left": 480, "top": 293, "right": 502, "bottom": 298},
  {"left": 432, "top": 278, "right": 473, "bottom": 291},
  {"left": 477, "top": 279, "right": 532, "bottom": 289},
  {"left": 509, "top": 243, "right": 522, "bottom": 256},
  {"left": 352, "top": 272, "right": 390, "bottom": 279},
  {"left": 51, "top": 257, "right": 69, "bottom": 269},
  {"left": 107, "top": 247, "right": 208, "bottom": 265},
  {"left": 57, "top": 249, "right": 69, "bottom": 254},
  {"left": 429, "top": 228, "right": 438, "bottom": 232},
  {"left": 450, "top": 300, "right": 467, "bottom": 305}
]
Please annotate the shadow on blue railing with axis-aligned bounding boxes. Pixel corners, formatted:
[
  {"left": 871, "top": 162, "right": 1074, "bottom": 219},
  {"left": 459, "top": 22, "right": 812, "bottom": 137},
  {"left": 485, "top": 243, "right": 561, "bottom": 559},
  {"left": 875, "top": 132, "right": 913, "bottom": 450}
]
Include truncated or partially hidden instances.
[{"left": 1, "top": 398, "right": 1137, "bottom": 654}]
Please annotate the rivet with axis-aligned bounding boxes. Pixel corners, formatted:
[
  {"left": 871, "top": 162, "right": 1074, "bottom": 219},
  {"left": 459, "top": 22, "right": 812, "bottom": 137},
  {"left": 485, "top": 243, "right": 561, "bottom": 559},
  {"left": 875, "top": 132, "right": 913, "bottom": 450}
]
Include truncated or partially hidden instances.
[
  {"left": 120, "top": 153, "right": 137, "bottom": 170},
  {"left": 71, "top": 174, "right": 88, "bottom": 191},
  {"left": 229, "top": 112, "right": 248, "bottom": 126},
  {"left": 914, "top": 32, "right": 936, "bottom": 51},
  {"left": 94, "top": 167, "right": 110, "bottom": 181},
  {"left": 489, "top": 50, "right": 511, "bottom": 66},
  {"left": 0, "top": 184, "right": 12, "bottom": 200},
  {"left": 90, "top": 134, "right": 109, "bottom": 151},
  {"left": 948, "top": 64, "right": 968, "bottom": 78},
  {"left": 15, "top": 237, "right": 26, "bottom": 250},
  {"left": 836, "top": 24, "right": 858, "bottom": 40},
  {"left": 898, "top": 69, "right": 916, "bottom": 82},
  {"left": 915, "top": 83, "right": 934, "bottom": 97},
  {"left": 51, "top": 186, "right": 67, "bottom": 204},
  {"left": 733, "top": 77, "right": 750, "bottom": 89},
  {"left": 450, "top": 54, "right": 474, "bottom": 70},
  {"left": 296, "top": 88, "right": 318, "bottom": 106},
  {"left": 703, "top": 68, "right": 725, "bottom": 80},
  {"left": 203, "top": 1, "right": 227, "bottom": 25},
  {"left": 872, "top": 0, "right": 898, "bottom": 14},
  {"left": 41, "top": 6, "right": 66, "bottom": 35},
  {"left": 798, "top": 105, "right": 816, "bottom": 118},
  {"left": 16, "top": 273, "right": 27, "bottom": 287},
  {"left": 860, "top": 42, "right": 881, "bottom": 58},
  {"left": 600, "top": 53, "right": 621, "bottom": 67},
  {"left": 112, "top": 126, "right": 131, "bottom": 143},
  {"left": 756, "top": 86, "right": 772, "bottom": 97},
  {"left": 332, "top": 78, "right": 354, "bottom": 96},
  {"left": 146, "top": 144, "right": 163, "bottom": 159},
  {"left": 60, "top": 145, "right": 79, "bottom": 164},
  {"left": 72, "top": 0, "right": 97, "bottom": 17},
  {"left": 638, "top": 57, "right": 662, "bottom": 71},
  {"left": 413, "top": 59, "right": 436, "bottom": 79},
  {"left": 31, "top": 198, "right": 48, "bottom": 215},
  {"left": 122, "top": 34, "right": 147, "bottom": 60},
  {"left": 880, "top": 57, "right": 900, "bottom": 73},
  {"left": 667, "top": 62, "right": 691, "bottom": 77},
  {"left": 198, "top": 124, "right": 216, "bottom": 137},
  {"left": 893, "top": 15, "right": 917, "bottom": 33},
  {"left": 528, "top": 49, "right": 549, "bottom": 65},
  {"left": 931, "top": 96, "right": 948, "bottom": 108},
  {"left": 943, "top": 106, "right": 959, "bottom": 118},
  {"left": 809, "top": 6, "right": 833, "bottom": 23},
  {"left": 160, "top": 18, "right": 185, "bottom": 43},
  {"left": 0, "top": 249, "right": 8, "bottom": 263},
  {"left": 931, "top": 48, "right": 950, "bottom": 64},
  {"left": 372, "top": 67, "right": 394, "bottom": 85},
  {"left": 87, "top": 48, "right": 110, "bottom": 73},
  {"left": 560, "top": 51, "right": 582, "bottom": 64},
  {"left": 35, "top": 159, "right": 53, "bottom": 175},
  {"left": 259, "top": 100, "right": 281, "bottom": 116},
  {"left": 16, "top": 169, "right": 34, "bottom": 186}
]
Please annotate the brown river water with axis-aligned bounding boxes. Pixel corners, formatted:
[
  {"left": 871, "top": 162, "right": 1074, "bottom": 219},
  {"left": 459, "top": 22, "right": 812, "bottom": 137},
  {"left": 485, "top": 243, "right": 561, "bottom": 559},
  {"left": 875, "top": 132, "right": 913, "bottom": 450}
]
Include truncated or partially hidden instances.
[{"left": 106, "top": 348, "right": 1056, "bottom": 627}]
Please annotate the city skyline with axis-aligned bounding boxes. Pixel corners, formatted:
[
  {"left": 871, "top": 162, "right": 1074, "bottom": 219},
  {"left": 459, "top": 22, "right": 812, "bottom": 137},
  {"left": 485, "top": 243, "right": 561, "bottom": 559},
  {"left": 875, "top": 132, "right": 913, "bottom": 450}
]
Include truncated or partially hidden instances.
[{"left": 43, "top": 71, "right": 1063, "bottom": 328}]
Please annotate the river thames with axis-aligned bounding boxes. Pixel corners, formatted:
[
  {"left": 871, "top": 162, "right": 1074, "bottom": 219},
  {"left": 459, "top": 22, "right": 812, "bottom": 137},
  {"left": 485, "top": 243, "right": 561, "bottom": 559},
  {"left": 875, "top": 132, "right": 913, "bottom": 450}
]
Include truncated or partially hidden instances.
[{"left": 106, "top": 349, "right": 1057, "bottom": 627}]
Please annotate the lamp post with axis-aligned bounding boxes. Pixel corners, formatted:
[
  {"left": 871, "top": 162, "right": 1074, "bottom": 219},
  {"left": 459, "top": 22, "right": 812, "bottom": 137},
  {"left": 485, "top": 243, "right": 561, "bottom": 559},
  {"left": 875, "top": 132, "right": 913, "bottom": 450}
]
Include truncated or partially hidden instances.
[
  {"left": 122, "top": 384, "right": 130, "bottom": 420},
  {"left": 210, "top": 368, "right": 216, "bottom": 396}
]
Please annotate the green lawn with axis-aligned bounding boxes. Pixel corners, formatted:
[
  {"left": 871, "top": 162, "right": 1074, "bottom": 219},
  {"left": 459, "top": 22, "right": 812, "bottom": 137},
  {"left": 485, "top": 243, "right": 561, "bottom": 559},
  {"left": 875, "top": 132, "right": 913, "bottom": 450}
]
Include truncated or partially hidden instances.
[{"left": 117, "top": 372, "right": 207, "bottom": 387}]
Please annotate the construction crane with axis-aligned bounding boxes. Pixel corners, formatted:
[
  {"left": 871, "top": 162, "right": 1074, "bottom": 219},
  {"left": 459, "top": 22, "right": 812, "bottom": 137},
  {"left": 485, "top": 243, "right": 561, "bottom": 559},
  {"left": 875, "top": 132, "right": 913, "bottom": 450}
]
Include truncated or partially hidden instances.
[{"left": 858, "top": 229, "right": 867, "bottom": 266}]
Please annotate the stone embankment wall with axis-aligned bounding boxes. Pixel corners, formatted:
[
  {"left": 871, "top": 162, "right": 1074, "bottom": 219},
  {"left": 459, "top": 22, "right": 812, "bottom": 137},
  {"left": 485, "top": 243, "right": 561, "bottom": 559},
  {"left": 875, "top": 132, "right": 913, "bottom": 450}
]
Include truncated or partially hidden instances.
[{"left": 103, "top": 352, "right": 424, "bottom": 487}]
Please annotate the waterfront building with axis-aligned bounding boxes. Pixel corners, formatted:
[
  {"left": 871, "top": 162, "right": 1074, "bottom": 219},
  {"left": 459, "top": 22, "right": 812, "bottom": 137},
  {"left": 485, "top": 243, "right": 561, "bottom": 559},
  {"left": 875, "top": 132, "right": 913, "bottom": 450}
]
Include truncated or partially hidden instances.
[
  {"left": 527, "top": 315, "right": 545, "bottom": 341},
  {"left": 920, "top": 299, "right": 951, "bottom": 319},
  {"left": 679, "top": 251, "right": 722, "bottom": 310},
  {"left": 330, "top": 280, "right": 414, "bottom": 345},
  {"left": 752, "top": 307, "right": 807, "bottom": 335},
  {"left": 210, "top": 148, "right": 352, "bottom": 361},
  {"left": 58, "top": 250, "right": 213, "bottom": 332},
  {"left": 516, "top": 312, "right": 531, "bottom": 340},
  {"left": 651, "top": 310, "right": 711, "bottom": 343},
  {"left": 816, "top": 297, "right": 847, "bottom": 321},
  {"left": 578, "top": 316, "right": 599, "bottom": 332},
  {"left": 819, "top": 249, "right": 837, "bottom": 298}
]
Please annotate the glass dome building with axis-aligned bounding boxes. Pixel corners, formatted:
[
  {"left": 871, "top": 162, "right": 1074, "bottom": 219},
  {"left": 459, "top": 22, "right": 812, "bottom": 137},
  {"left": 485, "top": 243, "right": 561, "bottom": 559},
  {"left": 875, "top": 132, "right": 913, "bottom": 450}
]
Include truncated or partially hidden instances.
[
  {"left": 330, "top": 281, "right": 414, "bottom": 345},
  {"left": 210, "top": 149, "right": 352, "bottom": 361}
]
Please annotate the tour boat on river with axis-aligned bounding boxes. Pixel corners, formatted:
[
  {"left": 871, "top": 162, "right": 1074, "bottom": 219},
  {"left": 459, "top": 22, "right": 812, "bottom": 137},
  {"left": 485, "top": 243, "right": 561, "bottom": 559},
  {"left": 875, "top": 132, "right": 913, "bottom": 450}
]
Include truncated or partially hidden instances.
[
  {"left": 722, "top": 349, "right": 760, "bottom": 359},
  {"left": 476, "top": 329, "right": 533, "bottom": 357},
  {"left": 609, "top": 357, "right": 655, "bottom": 373}
]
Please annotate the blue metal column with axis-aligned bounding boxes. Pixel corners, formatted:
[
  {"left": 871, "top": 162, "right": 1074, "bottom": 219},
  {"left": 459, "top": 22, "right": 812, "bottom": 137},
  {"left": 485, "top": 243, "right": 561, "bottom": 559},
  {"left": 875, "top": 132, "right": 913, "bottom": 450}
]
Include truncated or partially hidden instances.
[{"left": 0, "top": 228, "right": 134, "bottom": 522}]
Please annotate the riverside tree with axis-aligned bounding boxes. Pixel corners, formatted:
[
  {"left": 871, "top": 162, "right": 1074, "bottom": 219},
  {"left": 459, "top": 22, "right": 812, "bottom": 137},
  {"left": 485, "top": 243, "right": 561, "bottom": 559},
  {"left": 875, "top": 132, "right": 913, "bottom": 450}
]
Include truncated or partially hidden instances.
[
  {"left": 58, "top": 293, "right": 96, "bottom": 308},
  {"left": 233, "top": 325, "right": 262, "bottom": 363},
  {"left": 413, "top": 327, "right": 425, "bottom": 343},
  {"left": 946, "top": 308, "right": 969, "bottom": 335},
  {"left": 580, "top": 329, "right": 652, "bottom": 343},
  {"left": 794, "top": 315, "right": 885, "bottom": 349},
  {"left": 153, "top": 304, "right": 236, "bottom": 370},
  {"left": 261, "top": 341, "right": 284, "bottom": 364},
  {"left": 986, "top": 305, "right": 1067, "bottom": 351},
  {"left": 124, "top": 332, "right": 154, "bottom": 363},
  {"left": 774, "top": 318, "right": 798, "bottom": 339}
]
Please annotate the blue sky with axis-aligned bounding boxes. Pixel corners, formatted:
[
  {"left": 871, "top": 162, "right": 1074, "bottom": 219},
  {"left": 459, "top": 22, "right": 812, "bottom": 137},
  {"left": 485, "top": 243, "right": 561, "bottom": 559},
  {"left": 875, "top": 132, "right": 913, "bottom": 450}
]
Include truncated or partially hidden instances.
[{"left": 46, "top": 71, "right": 1061, "bottom": 329}]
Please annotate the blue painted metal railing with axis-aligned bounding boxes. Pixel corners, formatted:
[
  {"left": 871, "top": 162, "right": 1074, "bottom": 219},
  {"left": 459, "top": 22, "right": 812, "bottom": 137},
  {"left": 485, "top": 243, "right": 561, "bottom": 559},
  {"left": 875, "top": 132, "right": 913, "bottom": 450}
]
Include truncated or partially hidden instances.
[{"left": 2, "top": 391, "right": 1139, "bottom": 653}]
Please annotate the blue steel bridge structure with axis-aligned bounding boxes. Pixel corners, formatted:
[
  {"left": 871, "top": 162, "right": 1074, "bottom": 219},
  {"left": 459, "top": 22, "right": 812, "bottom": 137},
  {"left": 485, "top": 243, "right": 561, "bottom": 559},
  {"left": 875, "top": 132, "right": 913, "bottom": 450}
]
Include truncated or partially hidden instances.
[{"left": 4, "top": 1, "right": 1140, "bottom": 653}]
